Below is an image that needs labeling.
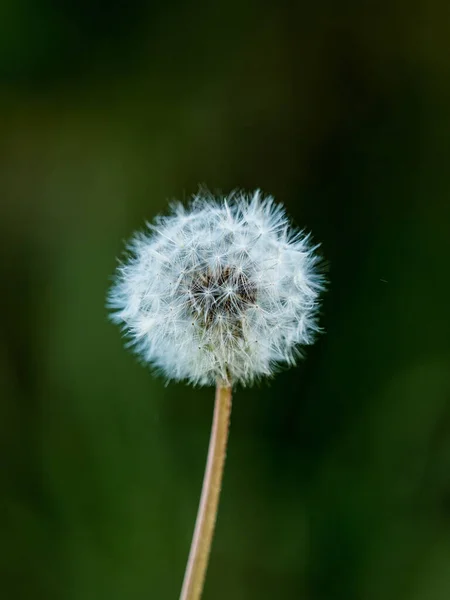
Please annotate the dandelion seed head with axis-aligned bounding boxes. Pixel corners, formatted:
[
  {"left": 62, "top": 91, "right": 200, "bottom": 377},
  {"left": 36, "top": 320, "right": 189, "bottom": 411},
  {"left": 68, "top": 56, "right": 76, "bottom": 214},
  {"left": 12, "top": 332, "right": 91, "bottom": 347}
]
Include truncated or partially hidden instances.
[{"left": 108, "top": 190, "right": 325, "bottom": 386}]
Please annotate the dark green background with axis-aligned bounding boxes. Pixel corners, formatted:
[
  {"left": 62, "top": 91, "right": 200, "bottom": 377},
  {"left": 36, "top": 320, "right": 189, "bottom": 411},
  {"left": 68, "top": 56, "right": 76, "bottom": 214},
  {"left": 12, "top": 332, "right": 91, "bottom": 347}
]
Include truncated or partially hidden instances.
[{"left": 1, "top": 1, "right": 450, "bottom": 598}]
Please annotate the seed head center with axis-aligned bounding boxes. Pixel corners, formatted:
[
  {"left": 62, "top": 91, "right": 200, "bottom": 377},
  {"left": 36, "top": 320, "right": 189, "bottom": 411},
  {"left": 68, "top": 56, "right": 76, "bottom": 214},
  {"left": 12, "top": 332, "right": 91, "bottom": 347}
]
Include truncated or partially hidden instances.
[{"left": 187, "top": 265, "right": 256, "bottom": 328}]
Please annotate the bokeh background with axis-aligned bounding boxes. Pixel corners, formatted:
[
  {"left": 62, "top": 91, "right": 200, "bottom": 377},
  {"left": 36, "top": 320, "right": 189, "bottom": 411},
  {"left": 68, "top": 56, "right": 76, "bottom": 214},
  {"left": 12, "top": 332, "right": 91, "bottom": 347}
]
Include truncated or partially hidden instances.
[{"left": 1, "top": 1, "right": 450, "bottom": 599}]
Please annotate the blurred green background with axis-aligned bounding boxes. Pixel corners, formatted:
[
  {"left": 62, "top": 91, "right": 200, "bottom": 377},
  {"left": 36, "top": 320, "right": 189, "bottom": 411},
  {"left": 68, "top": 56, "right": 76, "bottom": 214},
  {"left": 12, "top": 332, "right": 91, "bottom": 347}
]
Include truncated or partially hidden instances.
[{"left": 1, "top": 1, "right": 450, "bottom": 599}]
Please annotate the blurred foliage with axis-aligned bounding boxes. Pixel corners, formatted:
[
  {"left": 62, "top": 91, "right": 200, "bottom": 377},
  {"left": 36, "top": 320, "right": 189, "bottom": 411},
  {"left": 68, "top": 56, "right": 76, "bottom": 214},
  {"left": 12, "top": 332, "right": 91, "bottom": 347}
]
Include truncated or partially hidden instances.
[{"left": 1, "top": 1, "right": 450, "bottom": 599}]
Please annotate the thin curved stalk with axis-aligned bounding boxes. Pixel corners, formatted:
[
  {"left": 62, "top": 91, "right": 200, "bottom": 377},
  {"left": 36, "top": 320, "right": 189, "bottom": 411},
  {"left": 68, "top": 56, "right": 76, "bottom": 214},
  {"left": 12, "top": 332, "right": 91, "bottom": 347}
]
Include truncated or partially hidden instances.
[{"left": 179, "top": 382, "right": 232, "bottom": 600}]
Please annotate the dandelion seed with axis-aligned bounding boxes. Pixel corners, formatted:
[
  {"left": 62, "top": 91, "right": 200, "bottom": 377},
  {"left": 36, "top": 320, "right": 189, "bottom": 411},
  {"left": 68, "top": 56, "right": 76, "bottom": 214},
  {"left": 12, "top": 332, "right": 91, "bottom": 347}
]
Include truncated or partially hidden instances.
[{"left": 108, "top": 189, "right": 325, "bottom": 387}]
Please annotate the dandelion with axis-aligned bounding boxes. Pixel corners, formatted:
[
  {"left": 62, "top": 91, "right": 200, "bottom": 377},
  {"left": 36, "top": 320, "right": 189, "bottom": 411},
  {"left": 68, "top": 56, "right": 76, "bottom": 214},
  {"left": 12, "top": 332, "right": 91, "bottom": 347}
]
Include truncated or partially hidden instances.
[
  {"left": 109, "top": 190, "right": 323, "bottom": 387},
  {"left": 108, "top": 189, "right": 325, "bottom": 600}
]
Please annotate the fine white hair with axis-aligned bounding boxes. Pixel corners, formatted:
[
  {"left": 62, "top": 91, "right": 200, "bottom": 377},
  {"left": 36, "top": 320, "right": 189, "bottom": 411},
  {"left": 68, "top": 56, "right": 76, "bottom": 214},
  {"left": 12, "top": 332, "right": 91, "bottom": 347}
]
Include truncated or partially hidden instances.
[{"left": 108, "top": 190, "right": 325, "bottom": 386}]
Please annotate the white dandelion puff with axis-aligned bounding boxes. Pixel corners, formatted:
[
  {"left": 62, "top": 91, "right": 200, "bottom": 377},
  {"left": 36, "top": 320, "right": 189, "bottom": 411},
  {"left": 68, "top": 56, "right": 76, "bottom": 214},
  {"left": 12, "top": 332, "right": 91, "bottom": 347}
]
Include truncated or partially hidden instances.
[{"left": 108, "top": 189, "right": 325, "bottom": 387}]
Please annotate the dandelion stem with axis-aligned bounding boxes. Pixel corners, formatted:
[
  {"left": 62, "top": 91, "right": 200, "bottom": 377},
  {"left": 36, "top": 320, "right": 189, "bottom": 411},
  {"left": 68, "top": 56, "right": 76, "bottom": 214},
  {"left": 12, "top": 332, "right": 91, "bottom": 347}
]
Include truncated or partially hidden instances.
[{"left": 179, "top": 381, "right": 232, "bottom": 600}]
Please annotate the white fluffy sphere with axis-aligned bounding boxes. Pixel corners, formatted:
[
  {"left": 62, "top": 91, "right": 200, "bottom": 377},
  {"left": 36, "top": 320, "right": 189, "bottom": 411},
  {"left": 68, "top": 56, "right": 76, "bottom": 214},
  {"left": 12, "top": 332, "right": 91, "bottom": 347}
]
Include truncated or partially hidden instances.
[{"left": 108, "top": 190, "right": 324, "bottom": 386}]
